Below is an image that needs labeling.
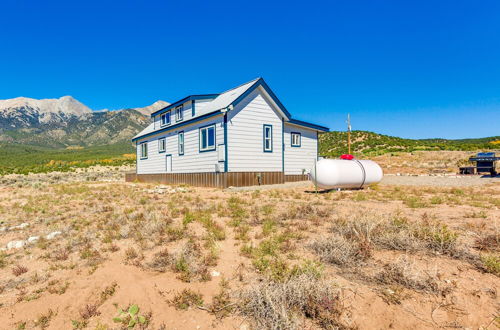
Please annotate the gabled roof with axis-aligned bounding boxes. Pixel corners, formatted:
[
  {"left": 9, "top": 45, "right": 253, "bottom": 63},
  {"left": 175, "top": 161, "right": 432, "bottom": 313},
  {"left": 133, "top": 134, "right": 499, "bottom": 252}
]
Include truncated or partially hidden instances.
[{"left": 132, "top": 78, "right": 328, "bottom": 141}]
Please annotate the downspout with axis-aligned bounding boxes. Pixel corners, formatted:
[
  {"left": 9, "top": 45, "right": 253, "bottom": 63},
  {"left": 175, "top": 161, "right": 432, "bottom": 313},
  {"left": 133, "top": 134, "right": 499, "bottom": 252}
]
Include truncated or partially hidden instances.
[
  {"left": 282, "top": 117, "right": 285, "bottom": 177},
  {"left": 224, "top": 113, "right": 228, "bottom": 172}
]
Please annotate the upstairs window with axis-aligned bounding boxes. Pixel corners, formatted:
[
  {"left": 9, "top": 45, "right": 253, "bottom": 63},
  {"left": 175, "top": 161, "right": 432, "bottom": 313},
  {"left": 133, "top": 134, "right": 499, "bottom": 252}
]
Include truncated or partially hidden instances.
[
  {"left": 178, "top": 131, "right": 184, "bottom": 155},
  {"left": 291, "top": 132, "right": 301, "bottom": 147},
  {"left": 175, "top": 105, "right": 183, "bottom": 121},
  {"left": 140, "top": 142, "right": 148, "bottom": 159},
  {"left": 263, "top": 125, "right": 273, "bottom": 152},
  {"left": 160, "top": 112, "right": 170, "bottom": 126},
  {"left": 199, "top": 125, "right": 216, "bottom": 152},
  {"left": 158, "top": 138, "right": 166, "bottom": 153}
]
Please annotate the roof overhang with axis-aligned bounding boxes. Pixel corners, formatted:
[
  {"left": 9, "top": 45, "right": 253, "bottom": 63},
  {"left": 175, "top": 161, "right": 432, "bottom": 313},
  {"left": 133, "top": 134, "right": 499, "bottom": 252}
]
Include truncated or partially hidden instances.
[
  {"left": 286, "top": 118, "right": 329, "bottom": 132},
  {"left": 150, "top": 94, "right": 219, "bottom": 117}
]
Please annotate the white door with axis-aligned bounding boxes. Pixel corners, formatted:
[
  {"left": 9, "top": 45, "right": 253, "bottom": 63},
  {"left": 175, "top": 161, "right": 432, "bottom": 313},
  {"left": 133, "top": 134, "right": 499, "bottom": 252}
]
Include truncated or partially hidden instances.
[{"left": 166, "top": 155, "right": 172, "bottom": 173}]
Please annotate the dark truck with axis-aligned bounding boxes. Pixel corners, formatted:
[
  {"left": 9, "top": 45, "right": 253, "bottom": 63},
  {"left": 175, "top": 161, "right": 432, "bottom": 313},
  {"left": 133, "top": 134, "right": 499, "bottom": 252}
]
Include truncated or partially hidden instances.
[{"left": 462, "top": 152, "right": 499, "bottom": 176}]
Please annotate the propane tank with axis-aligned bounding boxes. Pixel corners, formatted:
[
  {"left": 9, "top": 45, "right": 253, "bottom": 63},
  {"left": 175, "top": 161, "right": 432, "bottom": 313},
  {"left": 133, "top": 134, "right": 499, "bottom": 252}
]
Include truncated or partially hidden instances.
[{"left": 310, "top": 156, "right": 383, "bottom": 189}]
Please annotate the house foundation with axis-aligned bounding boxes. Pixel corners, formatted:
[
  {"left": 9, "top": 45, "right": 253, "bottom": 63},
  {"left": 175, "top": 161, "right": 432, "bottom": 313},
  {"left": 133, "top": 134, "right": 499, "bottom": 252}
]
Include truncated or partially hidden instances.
[{"left": 125, "top": 172, "right": 308, "bottom": 188}]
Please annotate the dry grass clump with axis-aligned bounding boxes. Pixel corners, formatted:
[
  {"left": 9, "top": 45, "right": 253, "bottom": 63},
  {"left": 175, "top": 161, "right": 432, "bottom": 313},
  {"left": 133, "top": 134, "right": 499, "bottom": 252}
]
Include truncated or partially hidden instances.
[
  {"left": 79, "top": 304, "right": 101, "bottom": 319},
  {"left": 480, "top": 254, "right": 500, "bottom": 276},
  {"left": 208, "top": 279, "right": 234, "bottom": 319},
  {"left": 332, "top": 212, "right": 460, "bottom": 256},
  {"left": 170, "top": 289, "right": 204, "bottom": 310},
  {"left": 172, "top": 240, "right": 211, "bottom": 282},
  {"left": 309, "top": 234, "right": 368, "bottom": 267},
  {"left": 474, "top": 233, "right": 500, "bottom": 252},
  {"left": 375, "top": 257, "right": 442, "bottom": 294},
  {"left": 12, "top": 265, "right": 28, "bottom": 276},
  {"left": 239, "top": 273, "right": 352, "bottom": 329},
  {"left": 146, "top": 249, "right": 173, "bottom": 272}
]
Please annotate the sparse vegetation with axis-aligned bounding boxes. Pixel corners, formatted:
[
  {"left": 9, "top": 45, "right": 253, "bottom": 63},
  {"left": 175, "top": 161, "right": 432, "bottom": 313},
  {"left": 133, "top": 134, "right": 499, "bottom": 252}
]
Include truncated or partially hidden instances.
[
  {"left": 0, "top": 170, "right": 498, "bottom": 329},
  {"left": 170, "top": 289, "right": 204, "bottom": 310}
]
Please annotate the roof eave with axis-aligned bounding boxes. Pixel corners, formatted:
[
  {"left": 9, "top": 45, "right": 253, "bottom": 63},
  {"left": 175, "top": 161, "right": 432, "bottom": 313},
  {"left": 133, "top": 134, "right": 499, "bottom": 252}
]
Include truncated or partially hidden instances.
[{"left": 286, "top": 119, "right": 329, "bottom": 132}]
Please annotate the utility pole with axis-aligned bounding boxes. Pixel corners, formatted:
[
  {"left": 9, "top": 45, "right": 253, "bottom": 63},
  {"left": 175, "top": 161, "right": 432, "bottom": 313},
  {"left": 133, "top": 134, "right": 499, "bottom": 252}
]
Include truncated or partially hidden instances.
[{"left": 347, "top": 113, "right": 352, "bottom": 154}]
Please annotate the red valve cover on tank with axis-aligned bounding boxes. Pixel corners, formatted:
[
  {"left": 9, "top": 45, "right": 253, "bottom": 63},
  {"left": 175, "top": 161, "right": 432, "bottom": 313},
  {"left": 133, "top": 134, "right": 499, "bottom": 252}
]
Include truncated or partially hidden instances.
[{"left": 340, "top": 154, "right": 354, "bottom": 160}]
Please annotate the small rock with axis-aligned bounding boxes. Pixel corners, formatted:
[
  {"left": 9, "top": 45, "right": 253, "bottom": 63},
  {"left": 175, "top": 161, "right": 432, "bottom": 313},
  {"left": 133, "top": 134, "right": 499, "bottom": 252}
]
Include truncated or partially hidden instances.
[
  {"left": 46, "top": 231, "right": 62, "bottom": 240},
  {"left": 27, "top": 236, "right": 40, "bottom": 244},
  {"left": 10, "top": 223, "right": 29, "bottom": 230},
  {"left": 7, "top": 240, "right": 26, "bottom": 250},
  {"left": 0, "top": 226, "right": 7, "bottom": 232},
  {"left": 211, "top": 270, "right": 221, "bottom": 277}
]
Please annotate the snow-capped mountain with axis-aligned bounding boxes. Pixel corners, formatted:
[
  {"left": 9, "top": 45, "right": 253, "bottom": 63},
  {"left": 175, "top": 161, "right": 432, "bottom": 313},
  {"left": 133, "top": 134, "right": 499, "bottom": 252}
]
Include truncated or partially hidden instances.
[{"left": 0, "top": 96, "right": 168, "bottom": 148}]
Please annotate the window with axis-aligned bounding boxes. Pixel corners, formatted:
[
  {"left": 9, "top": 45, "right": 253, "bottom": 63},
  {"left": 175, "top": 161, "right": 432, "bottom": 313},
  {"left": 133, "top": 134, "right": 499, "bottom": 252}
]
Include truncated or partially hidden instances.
[
  {"left": 178, "top": 132, "right": 184, "bottom": 155},
  {"left": 263, "top": 125, "right": 273, "bottom": 152},
  {"left": 175, "top": 105, "right": 183, "bottom": 121},
  {"left": 140, "top": 142, "right": 148, "bottom": 159},
  {"left": 160, "top": 112, "right": 170, "bottom": 126},
  {"left": 199, "top": 125, "right": 216, "bottom": 152},
  {"left": 291, "top": 132, "right": 301, "bottom": 147},
  {"left": 158, "top": 138, "right": 166, "bottom": 153}
]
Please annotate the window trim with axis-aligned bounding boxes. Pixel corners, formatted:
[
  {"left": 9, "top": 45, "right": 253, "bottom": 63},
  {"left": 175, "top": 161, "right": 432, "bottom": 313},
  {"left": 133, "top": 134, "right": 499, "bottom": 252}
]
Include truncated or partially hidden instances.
[
  {"left": 263, "top": 124, "right": 273, "bottom": 152},
  {"left": 140, "top": 142, "right": 148, "bottom": 159},
  {"left": 175, "top": 105, "right": 183, "bottom": 122},
  {"left": 291, "top": 132, "right": 301, "bottom": 147},
  {"left": 158, "top": 138, "right": 166, "bottom": 153},
  {"left": 178, "top": 131, "right": 184, "bottom": 156},
  {"left": 199, "top": 124, "right": 216, "bottom": 152},
  {"left": 160, "top": 111, "right": 171, "bottom": 127}
]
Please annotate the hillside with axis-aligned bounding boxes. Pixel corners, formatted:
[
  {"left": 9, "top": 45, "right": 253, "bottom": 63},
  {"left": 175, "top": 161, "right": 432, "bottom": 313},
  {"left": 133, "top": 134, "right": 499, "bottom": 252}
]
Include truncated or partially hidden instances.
[
  {"left": 0, "top": 142, "right": 135, "bottom": 175},
  {"left": 319, "top": 131, "right": 500, "bottom": 157},
  {"left": 0, "top": 96, "right": 168, "bottom": 148}
]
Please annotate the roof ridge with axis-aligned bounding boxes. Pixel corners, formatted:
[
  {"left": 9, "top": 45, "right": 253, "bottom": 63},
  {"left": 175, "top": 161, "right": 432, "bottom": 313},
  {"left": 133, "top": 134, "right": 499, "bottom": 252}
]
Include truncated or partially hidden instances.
[{"left": 218, "top": 77, "right": 261, "bottom": 95}]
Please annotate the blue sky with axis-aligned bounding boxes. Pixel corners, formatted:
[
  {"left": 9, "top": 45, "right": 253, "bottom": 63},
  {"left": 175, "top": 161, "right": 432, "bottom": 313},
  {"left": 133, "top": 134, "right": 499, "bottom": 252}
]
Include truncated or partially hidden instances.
[{"left": 1, "top": 0, "right": 499, "bottom": 139}]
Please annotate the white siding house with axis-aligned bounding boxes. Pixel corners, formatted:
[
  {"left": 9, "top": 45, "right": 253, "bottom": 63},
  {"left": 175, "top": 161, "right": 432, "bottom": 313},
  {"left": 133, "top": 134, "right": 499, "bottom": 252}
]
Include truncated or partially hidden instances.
[{"left": 132, "top": 78, "right": 328, "bottom": 184}]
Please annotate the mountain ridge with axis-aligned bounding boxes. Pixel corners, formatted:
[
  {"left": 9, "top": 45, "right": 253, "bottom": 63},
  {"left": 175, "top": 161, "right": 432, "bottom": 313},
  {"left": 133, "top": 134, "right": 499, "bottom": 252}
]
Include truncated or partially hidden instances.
[{"left": 0, "top": 96, "right": 169, "bottom": 148}]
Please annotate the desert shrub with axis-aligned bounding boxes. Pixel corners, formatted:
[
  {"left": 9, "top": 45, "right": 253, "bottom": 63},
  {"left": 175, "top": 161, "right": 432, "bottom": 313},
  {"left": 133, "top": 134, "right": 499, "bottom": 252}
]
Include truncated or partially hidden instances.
[
  {"left": 12, "top": 265, "right": 28, "bottom": 276},
  {"left": 170, "top": 289, "right": 204, "bottom": 310},
  {"left": 208, "top": 279, "right": 234, "bottom": 318},
  {"left": 171, "top": 240, "right": 211, "bottom": 282},
  {"left": 309, "top": 234, "right": 368, "bottom": 267},
  {"left": 166, "top": 226, "right": 186, "bottom": 241},
  {"left": 100, "top": 282, "right": 118, "bottom": 303},
  {"left": 34, "top": 309, "right": 56, "bottom": 329},
  {"left": 475, "top": 234, "right": 500, "bottom": 252},
  {"left": 51, "top": 248, "right": 70, "bottom": 261},
  {"left": 414, "top": 220, "right": 458, "bottom": 254},
  {"left": 375, "top": 257, "right": 441, "bottom": 294},
  {"left": 147, "top": 249, "right": 173, "bottom": 272},
  {"left": 80, "top": 304, "right": 101, "bottom": 319},
  {"left": 480, "top": 254, "right": 500, "bottom": 276},
  {"left": 239, "top": 273, "right": 351, "bottom": 329},
  {"left": 125, "top": 247, "right": 139, "bottom": 260}
]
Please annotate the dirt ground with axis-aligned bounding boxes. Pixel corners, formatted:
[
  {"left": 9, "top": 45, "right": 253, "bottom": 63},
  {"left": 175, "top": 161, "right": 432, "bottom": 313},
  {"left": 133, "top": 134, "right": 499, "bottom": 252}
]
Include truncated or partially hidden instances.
[{"left": 0, "top": 171, "right": 498, "bottom": 329}]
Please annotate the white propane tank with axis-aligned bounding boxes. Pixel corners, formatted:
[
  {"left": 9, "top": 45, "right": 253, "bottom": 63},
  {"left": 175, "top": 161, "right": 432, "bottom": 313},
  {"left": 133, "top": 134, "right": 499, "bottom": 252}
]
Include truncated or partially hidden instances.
[{"left": 309, "top": 158, "right": 383, "bottom": 189}]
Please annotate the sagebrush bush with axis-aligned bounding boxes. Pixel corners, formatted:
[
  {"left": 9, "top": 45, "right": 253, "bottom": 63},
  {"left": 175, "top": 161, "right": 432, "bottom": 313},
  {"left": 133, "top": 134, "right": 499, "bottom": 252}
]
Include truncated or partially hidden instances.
[{"left": 239, "top": 273, "right": 352, "bottom": 329}]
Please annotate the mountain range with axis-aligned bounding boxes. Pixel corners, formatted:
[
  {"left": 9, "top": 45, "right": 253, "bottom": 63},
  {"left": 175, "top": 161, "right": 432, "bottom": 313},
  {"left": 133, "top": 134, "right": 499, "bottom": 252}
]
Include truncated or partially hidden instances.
[{"left": 0, "top": 96, "right": 168, "bottom": 148}]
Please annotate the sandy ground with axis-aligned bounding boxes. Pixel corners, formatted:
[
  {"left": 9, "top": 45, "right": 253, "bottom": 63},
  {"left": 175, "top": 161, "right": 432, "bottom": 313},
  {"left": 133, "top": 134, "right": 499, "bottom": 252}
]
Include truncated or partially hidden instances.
[{"left": 0, "top": 165, "right": 498, "bottom": 329}]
